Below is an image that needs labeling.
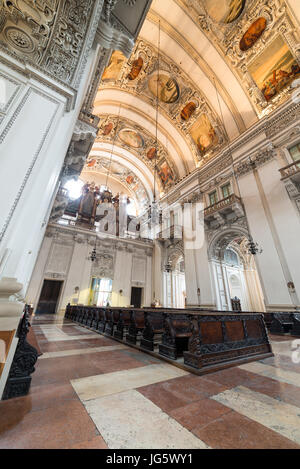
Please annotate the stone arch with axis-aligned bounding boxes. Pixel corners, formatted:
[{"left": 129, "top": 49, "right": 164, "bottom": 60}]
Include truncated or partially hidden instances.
[{"left": 208, "top": 226, "right": 249, "bottom": 263}]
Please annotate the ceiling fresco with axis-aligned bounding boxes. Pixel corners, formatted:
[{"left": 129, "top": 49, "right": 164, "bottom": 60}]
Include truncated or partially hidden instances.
[{"left": 85, "top": 0, "right": 300, "bottom": 212}]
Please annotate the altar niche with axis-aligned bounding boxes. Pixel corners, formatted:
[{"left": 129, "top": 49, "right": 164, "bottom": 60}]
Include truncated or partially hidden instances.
[{"left": 36, "top": 279, "right": 63, "bottom": 315}]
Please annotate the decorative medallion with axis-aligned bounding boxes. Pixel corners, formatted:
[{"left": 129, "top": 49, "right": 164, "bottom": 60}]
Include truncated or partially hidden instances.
[
  {"left": 181, "top": 102, "right": 197, "bottom": 121},
  {"left": 4, "top": 27, "right": 34, "bottom": 53},
  {"left": 127, "top": 56, "right": 143, "bottom": 80},
  {"left": 119, "top": 128, "right": 144, "bottom": 148},
  {"left": 147, "top": 147, "right": 157, "bottom": 160},
  {"left": 240, "top": 17, "right": 267, "bottom": 51},
  {"left": 148, "top": 71, "right": 180, "bottom": 104},
  {"left": 202, "top": 0, "right": 246, "bottom": 24}
]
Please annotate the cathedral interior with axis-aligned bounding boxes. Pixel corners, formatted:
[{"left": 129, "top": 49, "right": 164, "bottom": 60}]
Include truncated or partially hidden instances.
[{"left": 0, "top": 0, "right": 300, "bottom": 451}]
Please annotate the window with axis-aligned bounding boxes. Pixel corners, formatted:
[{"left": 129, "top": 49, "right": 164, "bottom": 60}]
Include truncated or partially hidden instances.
[
  {"left": 89, "top": 278, "right": 112, "bottom": 307},
  {"left": 289, "top": 143, "right": 300, "bottom": 162},
  {"left": 221, "top": 183, "right": 231, "bottom": 199},
  {"left": 209, "top": 191, "right": 218, "bottom": 206},
  {"left": 224, "top": 249, "right": 239, "bottom": 266}
]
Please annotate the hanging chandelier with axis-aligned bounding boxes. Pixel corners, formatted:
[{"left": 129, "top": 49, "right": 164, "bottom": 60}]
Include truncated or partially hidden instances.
[
  {"left": 247, "top": 237, "right": 263, "bottom": 256},
  {"left": 149, "top": 19, "right": 162, "bottom": 228}
]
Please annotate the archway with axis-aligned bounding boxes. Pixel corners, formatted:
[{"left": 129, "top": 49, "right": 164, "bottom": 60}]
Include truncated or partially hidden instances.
[
  {"left": 208, "top": 229, "right": 265, "bottom": 312},
  {"left": 163, "top": 243, "right": 186, "bottom": 308}
]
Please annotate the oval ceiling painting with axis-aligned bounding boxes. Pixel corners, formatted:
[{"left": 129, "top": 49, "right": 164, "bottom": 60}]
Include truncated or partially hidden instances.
[
  {"left": 148, "top": 72, "right": 180, "bottom": 104},
  {"left": 127, "top": 56, "right": 143, "bottom": 80},
  {"left": 203, "top": 0, "right": 246, "bottom": 24},
  {"left": 147, "top": 147, "right": 157, "bottom": 160},
  {"left": 119, "top": 129, "right": 144, "bottom": 149},
  {"left": 240, "top": 17, "right": 267, "bottom": 51}
]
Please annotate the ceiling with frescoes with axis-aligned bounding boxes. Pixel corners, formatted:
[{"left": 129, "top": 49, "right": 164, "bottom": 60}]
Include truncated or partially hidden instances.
[{"left": 82, "top": 0, "right": 300, "bottom": 212}]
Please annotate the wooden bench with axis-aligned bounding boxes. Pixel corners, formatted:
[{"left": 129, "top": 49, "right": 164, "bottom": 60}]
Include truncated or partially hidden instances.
[
  {"left": 97, "top": 308, "right": 107, "bottom": 332},
  {"left": 270, "top": 313, "right": 294, "bottom": 334},
  {"left": 114, "top": 309, "right": 133, "bottom": 340},
  {"left": 291, "top": 313, "right": 300, "bottom": 337},
  {"left": 184, "top": 313, "right": 273, "bottom": 373},
  {"left": 159, "top": 312, "right": 193, "bottom": 360},
  {"left": 126, "top": 310, "right": 146, "bottom": 345},
  {"left": 140, "top": 311, "right": 164, "bottom": 351},
  {"left": 105, "top": 308, "right": 121, "bottom": 336}
]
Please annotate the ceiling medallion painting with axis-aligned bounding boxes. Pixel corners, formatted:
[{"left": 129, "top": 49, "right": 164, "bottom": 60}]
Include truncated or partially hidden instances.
[
  {"left": 248, "top": 36, "right": 300, "bottom": 102},
  {"left": 127, "top": 56, "right": 144, "bottom": 80},
  {"left": 118, "top": 128, "right": 144, "bottom": 148},
  {"left": 190, "top": 114, "right": 219, "bottom": 157},
  {"left": 202, "top": 0, "right": 246, "bottom": 24},
  {"left": 102, "top": 50, "right": 127, "bottom": 82},
  {"left": 240, "top": 17, "right": 267, "bottom": 51},
  {"left": 148, "top": 71, "right": 180, "bottom": 104}
]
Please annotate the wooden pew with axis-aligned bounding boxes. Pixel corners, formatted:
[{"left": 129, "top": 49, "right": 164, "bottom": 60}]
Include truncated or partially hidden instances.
[
  {"left": 291, "top": 313, "right": 300, "bottom": 337},
  {"left": 97, "top": 308, "right": 107, "bottom": 332},
  {"left": 126, "top": 309, "right": 146, "bottom": 345},
  {"left": 159, "top": 312, "right": 193, "bottom": 360},
  {"left": 105, "top": 308, "right": 121, "bottom": 336},
  {"left": 140, "top": 310, "right": 164, "bottom": 351},
  {"left": 270, "top": 313, "right": 294, "bottom": 334},
  {"left": 184, "top": 312, "right": 273, "bottom": 372},
  {"left": 114, "top": 309, "right": 133, "bottom": 340}
]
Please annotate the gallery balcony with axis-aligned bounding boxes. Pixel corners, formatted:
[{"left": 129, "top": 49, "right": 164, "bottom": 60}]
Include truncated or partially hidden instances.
[
  {"left": 279, "top": 159, "right": 300, "bottom": 209},
  {"left": 204, "top": 194, "right": 245, "bottom": 229},
  {"left": 279, "top": 159, "right": 300, "bottom": 185}
]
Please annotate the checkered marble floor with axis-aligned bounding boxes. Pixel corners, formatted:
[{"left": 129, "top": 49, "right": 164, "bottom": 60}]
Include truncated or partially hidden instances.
[{"left": 0, "top": 314, "right": 299, "bottom": 449}]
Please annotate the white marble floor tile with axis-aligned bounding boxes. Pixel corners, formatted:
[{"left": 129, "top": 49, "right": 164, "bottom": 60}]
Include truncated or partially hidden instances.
[
  {"left": 39, "top": 344, "right": 128, "bottom": 360},
  {"left": 270, "top": 341, "right": 295, "bottom": 358},
  {"left": 239, "top": 362, "right": 300, "bottom": 387},
  {"left": 40, "top": 325, "right": 99, "bottom": 342},
  {"left": 84, "top": 389, "right": 209, "bottom": 449},
  {"left": 212, "top": 385, "right": 300, "bottom": 444},
  {"left": 71, "top": 364, "right": 188, "bottom": 401}
]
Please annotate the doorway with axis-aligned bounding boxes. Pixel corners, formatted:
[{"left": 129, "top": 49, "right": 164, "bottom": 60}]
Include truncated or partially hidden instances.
[
  {"left": 36, "top": 279, "right": 63, "bottom": 314},
  {"left": 131, "top": 287, "right": 143, "bottom": 308}
]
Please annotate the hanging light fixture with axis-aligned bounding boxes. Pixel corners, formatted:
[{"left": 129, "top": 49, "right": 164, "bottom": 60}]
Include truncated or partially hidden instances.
[
  {"left": 212, "top": 77, "right": 262, "bottom": 256},
  {"left": 149, "top": 19, "right": 162, "bottom": 227}
]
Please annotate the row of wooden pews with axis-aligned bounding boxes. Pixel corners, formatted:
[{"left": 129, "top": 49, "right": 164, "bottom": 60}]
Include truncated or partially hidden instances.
[{"left": 65, "top": 305, "right": 288, "bottom": 374}]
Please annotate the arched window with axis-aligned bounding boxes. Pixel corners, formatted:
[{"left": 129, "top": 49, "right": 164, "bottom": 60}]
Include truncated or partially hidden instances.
[{"left": 224, "top": 248, "right": 239, "bottom": 266}]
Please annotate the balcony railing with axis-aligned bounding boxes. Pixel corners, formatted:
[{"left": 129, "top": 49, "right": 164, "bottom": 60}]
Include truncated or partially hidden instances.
[
  {"left": 204, "top": 194, "right": 242, "bottom": 217},
  {"left": 279, "top": 159, "right": 300, "bottom": 180}
]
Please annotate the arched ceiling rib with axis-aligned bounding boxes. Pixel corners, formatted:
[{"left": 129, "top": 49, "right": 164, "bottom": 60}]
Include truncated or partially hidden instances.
[{"left": 93, "top": 94, "right": 192, "bottom": 176}]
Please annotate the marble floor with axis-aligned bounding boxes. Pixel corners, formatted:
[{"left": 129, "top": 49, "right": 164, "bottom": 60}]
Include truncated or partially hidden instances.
[{"left": 0, "top": 314, "right": 299, "bottom": 449}]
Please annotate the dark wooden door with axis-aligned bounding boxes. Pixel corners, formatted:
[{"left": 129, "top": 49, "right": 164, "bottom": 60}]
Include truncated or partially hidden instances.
[
  {"left": 36, "top": 280, "right": 63, "bottom": 314},
  {"left": 130, "top": 287, "right": 142, "bottom": 308}
]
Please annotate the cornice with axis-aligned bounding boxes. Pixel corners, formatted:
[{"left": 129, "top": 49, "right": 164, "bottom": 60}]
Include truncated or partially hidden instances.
[{"left": 0, "top": 47, "right": 77, "bottom": 111}]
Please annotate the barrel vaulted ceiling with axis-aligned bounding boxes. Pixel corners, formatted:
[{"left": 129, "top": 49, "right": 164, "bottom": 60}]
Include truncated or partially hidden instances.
[{"left": 87, "top": 0, "right": 300, "bottom": 208}]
